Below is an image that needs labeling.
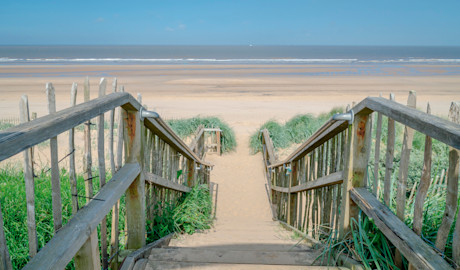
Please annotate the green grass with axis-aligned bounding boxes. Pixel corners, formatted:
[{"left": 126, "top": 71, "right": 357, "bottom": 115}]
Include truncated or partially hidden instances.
[
  {"left": 167, "top": 116, "right": 236, "bottom": 153},
  {"left": 249, "top": 107, "right": 344, "bottom": 153},
  {"left": 0, "top": 166, "right": 212, "bottom": 269}
]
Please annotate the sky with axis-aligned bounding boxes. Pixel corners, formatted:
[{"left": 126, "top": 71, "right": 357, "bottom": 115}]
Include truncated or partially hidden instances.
[{"left": 1, "top": 0, "right": 459, "bottom": 46}]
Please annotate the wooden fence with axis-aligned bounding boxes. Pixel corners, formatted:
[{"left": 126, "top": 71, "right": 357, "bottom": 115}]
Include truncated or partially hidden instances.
[
  {"left": 189, "top": 126, "right": 222, "bottom": 158},
  {"left": 261, "top": 92, "right": 459, "bottom": 270},
  {"left": 0, "top": 77, "right": 212, "bottom": 270}
]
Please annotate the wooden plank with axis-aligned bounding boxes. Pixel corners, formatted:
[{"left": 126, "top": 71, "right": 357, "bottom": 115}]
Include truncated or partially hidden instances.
[
  {"left": 269, "top": 119, "right": 349, "bottom": 168},
  {"left": 144, "top": 172, "right": 192, "bottom": 193},
  {"left": 271, "top": 171, "right": 343, "bottom": 193},
  {"left": 116, "top": 86, "right": 125, "bottom": 171},
  {"left": 0, "top": 92, "right": 135, "bottom": 162},
  {"left": 383, "top": 94, "right": 396, "bottom": 207},
  {"left": 350, "top": 187, "right": 453, "bottom": 270},
  {"left": 373, "top": 99, "right": 383, "bottom": 196},
  {"left": 435, "top": 101, "right": 459, "bottom": 252},
  {"left": 98, "top": 78, "right": 108, "bottom": 269},
  {"left": 413, "top": 105, "right": 433, "bottom": 236},
  {"left": 395, "top": 91, "right": 416, "bottom": 268},
  {"left": 0, "top": 202, "right": 12, "bottom": 270},
  {"left": 109, "top": 78, "right": 117, "bottom": 175},
  {"left": 19, "top": 95, "right": 38, "bottom": 258},
  {"left": 75, "top": 77, "right": 101, "bottom": 270},
  {"left": 144, "top": 118, "right": 212, "bottom": 167},
  {"left": 353, "top": 96, "right": 460, "bottom": 150},
  {"left": 339, "top": 113, "right": 371, "bottom": 239},
  {"left": 123, "top": 109, "right": 146, "bottom": 250},
  {"left": 46, "top": 83, "right": 62, "bottom": 232},
  {"left": 216, "top": 130, "right": 221, "bottom": 155},
  {"left": 23, "top": 163, "right": 141, "bottom": 270},
  {"left": 68, "top": 83, "right": 78, "bottom": 215}
]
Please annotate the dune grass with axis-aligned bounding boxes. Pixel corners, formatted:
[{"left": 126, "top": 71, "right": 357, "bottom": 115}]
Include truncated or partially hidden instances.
[
  {"left": 249, "top": 107, "right": 344, "bottom": 154},
  {"left": 167, "top": 116, "right": 236, "bottom": 153},
  {"left": 0, "top": 166, "right": 212, "bottom": 269}
]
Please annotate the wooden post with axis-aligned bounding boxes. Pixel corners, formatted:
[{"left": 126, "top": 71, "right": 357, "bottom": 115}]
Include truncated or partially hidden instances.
[
  {"left": 373, "top": 94, "right": 383, "bottom": 196},
  {"left": 123, "top": 108, "right": 146, "bottom": 249},
  {"left": 383, "top": 94, "right": 396, "bottom": 207},
  {"left": 75, "top": 77, "right": 101, "bottom": 270},
  {"left": 395, "top": 91, "right": 416, "bottom": 268},
  {"left": 413, "top": 103, "right": 433, "bottom": 235},
  {"left": 287, "top": 162, "right": 298, "bottom": 226},
  {"left": 19, "top": 95, "right": 38, "bottom": 258},
  {"left": 339, "top": 112, "right": 372, "bottom": 239},
  {"left": 216, "top": 130, "right": 221, "bottom": 155},
  {"left": 435, "top": 102, "right": 459, "bottom": 252},
  {"left": 109, "top": 78, "right": 117, "bottom": 175},
  {"left": 46, "top": 83, "right": 62, "bottom": 231},
  {"left": 0, "top": 202, "right": 12, "bottom": 270},
  {"left": 97, "top": 78, "right": 108, "bottom": 269},
  {"left": 69, "top": 83, "right": 79, "bottom": 215}
]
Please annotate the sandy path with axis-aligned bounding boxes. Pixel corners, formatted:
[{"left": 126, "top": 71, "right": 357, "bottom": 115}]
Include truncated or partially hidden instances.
[{"left": 169, "top": 130, "right": 309, "bottom": 252}]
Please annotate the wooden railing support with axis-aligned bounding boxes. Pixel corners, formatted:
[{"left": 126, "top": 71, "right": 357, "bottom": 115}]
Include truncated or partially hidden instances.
[
  {"left": 339, "top": 113, "right": 371, "bottom": 239},
  {"left": 124, "top": 109, "right": 146, "bottom": 250}
]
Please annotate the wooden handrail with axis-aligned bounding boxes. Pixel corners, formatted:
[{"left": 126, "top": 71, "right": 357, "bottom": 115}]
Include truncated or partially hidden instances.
[
  {"left": 144, "top": 171, "right": 191, "bottom": 193},
  {"left": 0, "top": 92, "right": 211, "bottom": 167},
  {"left": 23, "top": 163, "right": 141, "bottom": 270},
  {"left": 350, "top": 188, "right": 453, "bottom": 270}
]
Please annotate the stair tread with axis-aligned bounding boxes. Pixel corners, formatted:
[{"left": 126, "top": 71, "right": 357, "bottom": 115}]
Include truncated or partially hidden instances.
[
  {"left": 148, "top": 247, "right": 321, "bottom": 266},
  {"left": 140, "top": 259, "right": 348, "bottom": 270}
]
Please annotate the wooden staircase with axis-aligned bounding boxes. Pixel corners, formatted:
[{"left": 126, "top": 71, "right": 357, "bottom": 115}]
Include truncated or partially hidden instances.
[{"left": 133, "top": 246, "right": 347, "bottom": 270}]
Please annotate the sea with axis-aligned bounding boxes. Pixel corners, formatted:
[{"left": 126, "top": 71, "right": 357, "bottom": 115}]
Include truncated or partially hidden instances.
[{"left": 1, "top": 45, "right": 460, "bottom": 65}]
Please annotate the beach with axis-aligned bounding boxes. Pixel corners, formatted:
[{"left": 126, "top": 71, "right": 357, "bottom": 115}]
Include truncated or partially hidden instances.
[{"left": 1, "top": 64, "right": 460, "bottom": 135}]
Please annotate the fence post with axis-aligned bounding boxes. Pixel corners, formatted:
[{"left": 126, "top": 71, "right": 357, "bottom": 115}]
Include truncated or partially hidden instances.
[
  {"left": 288, "top": 162, "right": 298, "bottom": 226},
  {"left": 123, "top": 107, "right": 146, "bottom": 250},
  {"left": 339, "top": 111, "right": 372, "bottom": 239}
]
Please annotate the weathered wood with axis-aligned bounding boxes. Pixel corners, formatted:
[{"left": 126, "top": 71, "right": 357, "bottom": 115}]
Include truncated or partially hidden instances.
[
  {"left": 76, "top": 77, "right": 101, "bottom": 270},
  {"left": 288, "top": 162, "right": 298, "bottom": 226},
  {"left": 373, "top": 99, "right": 383, "bottom": 196},
  {"left": 116, "top": 86, "right": 125, "bottom": 171},
  {"left": 0, "top": 92, "right": 136, "bottom": 162},
  {"left": 109, "top": 78, "right": 117, "bottom": 175},
  {"left": 97, "top": 78, "right": 109, "bottom": 269},
  {"left": 216, "top": 130, "right": 221, "bottom": 155},
  {"left": 46, "top": 83, "right": 62, "bottom": 232},
  {"left": 395, "top": 91, "right": 416, "bottom": 268},
  {"left": 0, "top": 202, "right": 12, "bottom": 270},
  {"left": 412, "top": 105, "right": 433, "bottom": 267},
  {"left": 271, "top": 171, "right": 343, "bottom": 193},
  {"left": 124, "top": 109, "right": 146, "bottom": 249},
  {"left": 269, "top": 120, "right": 349, "bottom": 168},
  {"left": 68, "top": 83, "right": 78, "bottom": 215},
  {"left": 353, "top": 96, "right": 460, "bottom": 150},
  {"left": 144, "top": 172, "right": 192, "bottom": 193},
  {"left": 19, "top": 95, "right": 37, "bottom": 258},
  {"left": 350, "top": 187, "right": 453, "bottom": 270},
  {"left": 383, "top": 94, "right": 396, "bottom": 207},
  {"left": 435, "top": 101, "right": 459, "bottom": 252},
  {"left": 23, "top": 163, "right": 141, "bottom": 270},
  {"left": 339, "top": 113, "right": 371, "bottom": 239}
]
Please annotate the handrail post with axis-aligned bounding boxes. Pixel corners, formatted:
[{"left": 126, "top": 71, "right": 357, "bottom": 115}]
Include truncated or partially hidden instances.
[
  {"left": 124, "top": 108, "right": 146, "bottom": 249},
  {"left": 287, "top": 161, "right": 298, "bottom": 226},
  {"left": 339, "top": 112, "right": 372, "bottom": 239}
]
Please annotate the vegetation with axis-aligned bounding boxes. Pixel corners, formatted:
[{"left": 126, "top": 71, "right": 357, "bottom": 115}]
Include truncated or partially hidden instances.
[
  {"left": 249, "top": 107, "right": 344, "bottom": 153},
  {"left": 0, "top": 166, "right": 212, "bottom": 269},
  {"left": 253, "top": 108, "right": 457, "bottom": 269},
  {"left": 167, "top": 116, "right": 236, "bottom": 153}
]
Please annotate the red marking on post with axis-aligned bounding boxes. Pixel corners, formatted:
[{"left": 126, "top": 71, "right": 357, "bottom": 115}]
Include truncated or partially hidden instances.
[
  {"left": 357, "top": 117, "right": 367, "bottom": 139},
  {"left": 126, "top": 112, "right": 136, "bottom": 145}
]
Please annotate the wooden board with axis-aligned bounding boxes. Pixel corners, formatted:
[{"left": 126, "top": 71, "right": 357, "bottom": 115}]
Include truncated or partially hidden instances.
[
  {"left": 144, "top": 172, "right": 191, "bottom": 193},
  {"left": 271, "top": 171, "right": 343, "bottom": 193},
  {"left": 350, "top": 187, "right": 453, "bottom": 270},
  {"left": 23, "top": 163, "right": 141, "bottom": 270},
  {"left": 0, "top": 92, "right": 135, "bottom": 162}
]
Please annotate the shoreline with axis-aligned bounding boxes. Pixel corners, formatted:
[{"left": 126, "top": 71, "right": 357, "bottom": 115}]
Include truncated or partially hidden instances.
[{"left": 0, "top": 64, "right": 459, "bottom": 134}]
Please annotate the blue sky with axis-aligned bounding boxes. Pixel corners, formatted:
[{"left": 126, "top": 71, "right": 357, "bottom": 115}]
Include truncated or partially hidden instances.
[{"left": 1, "top": 0, "right": 459, "bottom": 46}]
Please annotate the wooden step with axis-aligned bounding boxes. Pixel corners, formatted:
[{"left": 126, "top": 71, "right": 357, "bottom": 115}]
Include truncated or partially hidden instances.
[
  {"left": 137, "top": 259, "right": 348, "bottom": 270},
  {"left": 147, "top": 247, "right": 320, "bottom": 266}
]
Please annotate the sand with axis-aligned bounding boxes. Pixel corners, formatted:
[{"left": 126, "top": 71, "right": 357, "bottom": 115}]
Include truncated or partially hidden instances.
[{"left": 1, "top": 64, "right": 459, "bottom": 250}]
